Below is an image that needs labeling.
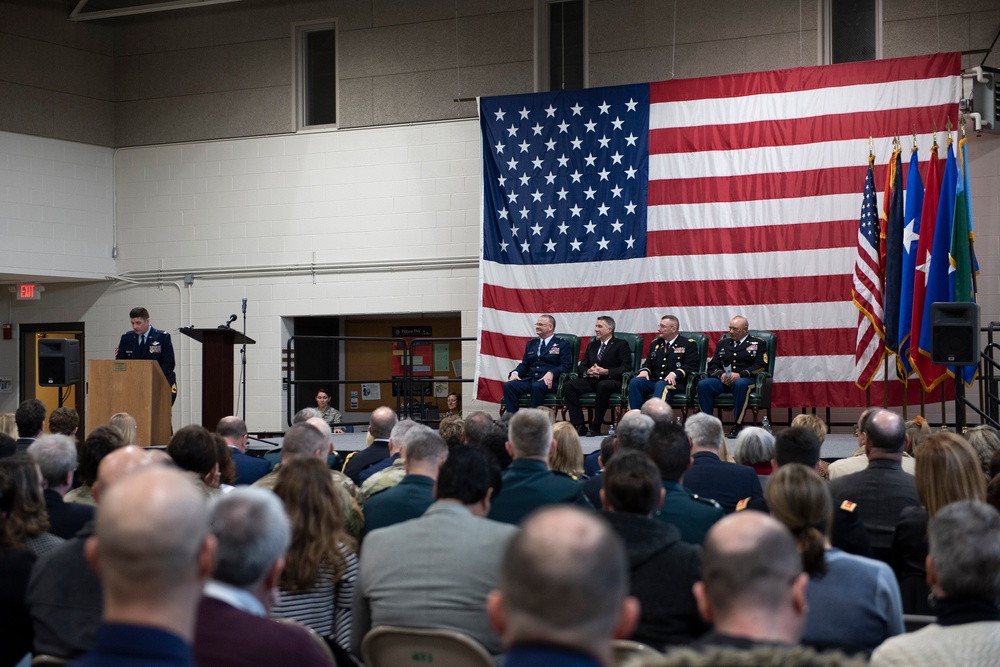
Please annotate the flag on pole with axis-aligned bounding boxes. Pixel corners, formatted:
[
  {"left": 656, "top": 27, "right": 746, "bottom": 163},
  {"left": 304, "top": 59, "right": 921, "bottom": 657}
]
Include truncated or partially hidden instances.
[
  {"left": 951, "top": 134, "right": 977, "bottom": 385},
  {"left": 882, "top": 145, "right": 904, "bottom": 357},
  {"left": 960, "top": 133, "right": 980, "bottom": 276},
  {"left": 910, "top": 139, "right": 947, "bottom": 388},
  {"left": 916, "top": 137, "right": 958, "bottom": 391},
  {"left": 896, "top": 146, "right": 923, "bottom": 379},
  {"left": 854, "top": 156, "right": 885, "bottom": 389}
]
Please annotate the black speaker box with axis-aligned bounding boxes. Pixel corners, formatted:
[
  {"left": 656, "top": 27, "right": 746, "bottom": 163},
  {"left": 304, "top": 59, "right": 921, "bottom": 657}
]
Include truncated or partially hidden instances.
[
  {"left": 930, "top": 302, "right": 979, "bottom": 366},
  {"left": 38, "top": 338, "right": 80, "bottom": 386}
]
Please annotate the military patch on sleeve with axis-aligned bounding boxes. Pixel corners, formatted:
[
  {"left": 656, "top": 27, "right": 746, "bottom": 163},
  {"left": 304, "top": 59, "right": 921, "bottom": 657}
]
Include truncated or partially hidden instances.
[
  {"left": 840, "top": 500, "right": 857, "bottom": 512},
  {"left": 735, "top": 497, "right": 751, "bottom": 511},
  {"left": 763, "top": 352, "right": 769, "bottom": 364}
]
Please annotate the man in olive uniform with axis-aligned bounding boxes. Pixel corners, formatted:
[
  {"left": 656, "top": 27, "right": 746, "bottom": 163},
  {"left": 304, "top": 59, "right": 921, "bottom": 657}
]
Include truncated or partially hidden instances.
[
  {"left": 697, "top": 315, "right": 767, "bottom": 438},
  {"left": 487, "top": 408, "right": 592, "bottom": 525},
  {"left": 627, "top": 315, "right": 700, "bottom": 410},
  {"left": 645, "top": 420, "right": 723, "bottom": 545}
]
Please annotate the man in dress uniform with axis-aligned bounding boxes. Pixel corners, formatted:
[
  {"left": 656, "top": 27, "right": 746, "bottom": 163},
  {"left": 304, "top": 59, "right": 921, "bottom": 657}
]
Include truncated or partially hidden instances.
[
  {"left": 562, "top": 316, "right": 633, "bottom": 437},
  {"left": 627, "top": 315, "right": 700, "bottom": 410},
  {"left": 697, "top": 315, "right": 767, "bottom": 438},
  {"left": 115, "top": 306, "right": 176, "bottom": 401},
  {"left": 503, "top": 314, "right": 573, "bottom": 414}
]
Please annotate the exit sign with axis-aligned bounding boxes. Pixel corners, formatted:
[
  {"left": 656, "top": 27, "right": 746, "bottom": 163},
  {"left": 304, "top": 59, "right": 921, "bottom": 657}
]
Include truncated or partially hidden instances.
[{"left": 16, "top": 283, "right": 41, "bottom": 300}]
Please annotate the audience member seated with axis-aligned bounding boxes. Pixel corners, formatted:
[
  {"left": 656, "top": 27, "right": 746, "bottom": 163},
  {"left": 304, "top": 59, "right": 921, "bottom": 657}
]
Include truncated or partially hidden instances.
[
  {"left": 271, "top": 457, "right": 358, "bottom": 658},
  {"left": 342, "top": 406, "right": 398, "bottom": 484},
  {"left": 438, "top": 414, "right": 464, "bottom": 448},
  {"left": 65, "top": 425, "right": 127, "bottom": 506},
  {"left": 583, "top": 435, "right": 616, "bottom": 508},
  {"left": 363, "top": 427, "right": 448, "bottom": 534},
  {"left": 353, "top": 446, "right": 517, "bottom": 655},
  {"left": 486, "top": 506, "right": 639, "bottom": 667},
  {"left": 641, "top": 397, "right": 674, "bottom": 424},
  {"left": 107, "top": 412, "right": 137, "bottom": 445},
  {"left": 767, "top": 464, "right": 903, "bottom": 654},
  {"left": 0, "top": 453, "right": 64, "bottom": 557},
  {"left": 550, "top": 421, "right": 586, "bottom": 479},
  {"left": 463, "top": 411, "right": 495, "bottom": 447},
  {"left": 48, "top": 406, "right": 80, "bottom": 438},
  {"left": 487, "top": 409, "right": 591, "bottom": 524},
  {"left": 890, "top": 431, "right": 986, "bottom": 615},
  {"left": 442, "top": 392, "right": 463, "bottom": 419},
  {"left": 683, "top": 413, "right": 763, "bottom": 513},
  {"left": 194, "top": 488, "right": 332, "bottom": 667},
  {"left": 27, "top": 446, "right": 153, "bottom": 661},
  {"left": 168, "top": 424, "right": 221, "bottom": 495},
  {"left": 479, "top": 427, "right": 513, "bottom": 470},
  {"left": 601, "top": 449, "right": 707, "bottom": 648},
  {"left": 828, "top": 408, "right": 915, "bottom": 479},
  {"left": 213, "top": 434, "right": 236, "bottom": 492},
  {"left": 871, "top": 501, "right": 1000, "bottom": 666},
  {"left": 828, "top": 409, "right": 920, "bottom": 563},
  {"left": 645, "top": 421, "right": 723, "bottom": 545},
  {"left": 358, "top": 419, "right": 421, "bottom": 496},
  {"left": 0, "top": 459, "right": 35, "bottom": 667},
  {"left": 904, "top": 416, "right": 931, "bottom": 454},
  {"left": 28, "top": 434, "right": 94, "bottom": 539},
  {"left": 14, "top": 398, "right": 46, "bottom": 451},
  {"left": 582, "top": 412, "right": 654, "bottom": 509},
  {"left": 964, "top": 425, "right": 1000, "bottom": 484},
  {"left": 732, "top": 426, "right": 775, "bottom": 485},
  {"left": 0, "top": 433, "right": 15, "bottom": 459},
  {"left": 72, "top": 465, "right": 215, "bottom": 667},
  {"left": 216, "top": 416, "right": 272, "bottom": 485},
  {"left": 790, "top": 413, "right": 830, "bottom": 479}
]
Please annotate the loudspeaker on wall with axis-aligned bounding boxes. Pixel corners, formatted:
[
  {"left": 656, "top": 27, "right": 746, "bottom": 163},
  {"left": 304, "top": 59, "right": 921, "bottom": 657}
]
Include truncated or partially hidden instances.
[
  {"left": 38, "top": 338, "right": 80, "bottom": 386},
  {"left": 930, "top": 302, "right": 979, "bottom": 366}
]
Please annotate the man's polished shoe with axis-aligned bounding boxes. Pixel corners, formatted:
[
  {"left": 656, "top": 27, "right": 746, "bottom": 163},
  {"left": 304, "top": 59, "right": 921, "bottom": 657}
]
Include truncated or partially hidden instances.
[
  {"left": 575, "top": 424, "right": 589, "bottom": 437},
  {"left": 585, "top": 429, "right": 603, "bottom": 438},
  {"left": 727, "top": 424, "right": 743, "bottom": 439}
]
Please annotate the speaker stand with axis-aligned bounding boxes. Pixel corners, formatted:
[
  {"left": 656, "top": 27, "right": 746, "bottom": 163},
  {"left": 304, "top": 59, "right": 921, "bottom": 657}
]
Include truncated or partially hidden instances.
[{"left": 955, "top": 379, "right": 966, "bottom": 433}]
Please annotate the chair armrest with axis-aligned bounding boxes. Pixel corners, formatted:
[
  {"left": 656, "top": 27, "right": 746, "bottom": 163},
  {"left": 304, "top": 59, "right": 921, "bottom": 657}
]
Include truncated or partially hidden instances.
[
  {"left": 619, "top": 371, "right": 635, "bottom": 395},
  {"left": 754, "top": 372, "right": 773, "bottom": 407}
]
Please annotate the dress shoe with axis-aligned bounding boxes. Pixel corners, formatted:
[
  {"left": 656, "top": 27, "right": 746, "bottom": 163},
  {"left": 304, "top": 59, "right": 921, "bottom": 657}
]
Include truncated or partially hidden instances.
[
  {"left": 727, "top": 424, "right": 743, "bottom": 439},
  {"left": 585, "top": 429, "right": 603, "bottom": 438},
  {"left": 575, "top": 424, "right": 588, "bottom": 437}
]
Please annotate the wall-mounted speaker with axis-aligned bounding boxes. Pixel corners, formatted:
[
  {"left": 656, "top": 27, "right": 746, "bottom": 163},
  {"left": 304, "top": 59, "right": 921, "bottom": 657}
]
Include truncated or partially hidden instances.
[
  {"left": 38, "top": 338, "right": 80, "bottom": 386},
  {"left": 930, "top": 302, "right": 980, "bottom": 366}
]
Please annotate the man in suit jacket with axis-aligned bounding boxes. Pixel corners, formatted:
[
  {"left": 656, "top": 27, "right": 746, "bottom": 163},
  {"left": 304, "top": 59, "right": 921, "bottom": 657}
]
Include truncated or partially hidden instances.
[
  {"left": 342, "top": 406, "right": 398, "bottom": 484},
  {"left": 682, "top": 413, "right": 763, "bottom": 514},
  {"left": 194, "top": 488, "right": 331, "bottom": 667},
  {"left": 563, "top": 316, "right": 633, "bottom": 437},
  {"left": 353, "top": 447, "right": 518, "bottom": 655},
  {"left": 115, "top": 306, "right": 176, "bottom": 395},
  {"left": 627, "top": 315, "right": 700, "bottom": 410},
  {"left": 216, "top": 416, "right": 272, "bottom": 485},
  {"left": 28, "top": 434, "right": 94, "bottom": 539},
  {"left": 362, "top": 427, "right": 447, "bottom": 534},
  {"left": 503, "top": 314, "right": 573, "bottom": 414}
]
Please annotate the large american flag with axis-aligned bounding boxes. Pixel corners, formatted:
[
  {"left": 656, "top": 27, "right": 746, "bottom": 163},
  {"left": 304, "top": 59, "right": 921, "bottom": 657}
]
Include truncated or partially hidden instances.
[{"left": 476, "top": 53, "right": 961, "bottom": 408}]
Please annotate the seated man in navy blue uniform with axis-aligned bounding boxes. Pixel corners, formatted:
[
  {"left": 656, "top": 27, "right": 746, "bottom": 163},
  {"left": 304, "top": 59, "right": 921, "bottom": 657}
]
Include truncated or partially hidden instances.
[
  {"left": 628, "top": 315, "right": 699, "bottom": 410},
  {"left": 697, "top": 315, "right": 767, "bottom": 438},
  {"left": 115, "top": 306, "right": 176, "bottom": 402},
  {"left": 503, "top": 314, "right": 572, "bottom": 414}
]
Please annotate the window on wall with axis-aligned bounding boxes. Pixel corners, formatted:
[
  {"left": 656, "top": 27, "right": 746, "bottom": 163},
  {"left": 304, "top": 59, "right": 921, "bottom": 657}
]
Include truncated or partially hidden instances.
[
  {"left": 537, "top": 0, "right": 586, "bottom": 91},
  {"left": 822, "top": 0, "right": 880, "bottom": 64},
  {"left": 296, "top": 22, "right": 337, "bottom": 129}
]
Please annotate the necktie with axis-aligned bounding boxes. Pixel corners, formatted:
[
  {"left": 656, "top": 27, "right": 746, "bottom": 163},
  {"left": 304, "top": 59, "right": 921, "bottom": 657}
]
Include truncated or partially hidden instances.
[
  {"left": 597, "top": 343, "right": 606, "bottom": 362},
  {"left": 139, "top": 334, "right": 145, "bottom": 349},
  {"left": 537, "top": 339, "right": 543, "bottom": 357}
]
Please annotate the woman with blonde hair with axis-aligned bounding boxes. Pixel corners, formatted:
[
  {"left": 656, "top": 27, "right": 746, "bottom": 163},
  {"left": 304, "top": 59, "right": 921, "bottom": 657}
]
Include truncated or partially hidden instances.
[
  {"left": 890, "top": 431, "right": 986, "bottom": 614},
  {"left": 767, "top": 463, "right": 903, "bottom": 655},
  {"left": 107, "top": 412, "right": 137, "bottom": 445},
  {"left": 271, "top": 456, "right": 358, "bottom": 658},
  {"left": 550, "top": 421, "right": 585, "bottom": 479},
  {"left": 790, "top": 413, "right": 830, "bottom": 478}
]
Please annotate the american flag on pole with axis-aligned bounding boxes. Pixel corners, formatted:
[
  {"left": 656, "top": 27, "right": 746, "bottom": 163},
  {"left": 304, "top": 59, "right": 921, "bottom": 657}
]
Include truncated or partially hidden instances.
[
  {"left": 476, "top": 53, "right": 961, "bottom": 408},
  {"left": 853, "top": 157, "right": 885, "bottom": 389}
]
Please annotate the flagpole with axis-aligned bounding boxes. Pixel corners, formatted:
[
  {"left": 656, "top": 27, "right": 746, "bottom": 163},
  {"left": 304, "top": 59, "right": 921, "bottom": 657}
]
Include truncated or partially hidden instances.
[
  {"left": 940, "top": 387, "right": 947, "bottom": 431},
  {"left": 883, "top": 357, "right": 889, "bottom": 408}
]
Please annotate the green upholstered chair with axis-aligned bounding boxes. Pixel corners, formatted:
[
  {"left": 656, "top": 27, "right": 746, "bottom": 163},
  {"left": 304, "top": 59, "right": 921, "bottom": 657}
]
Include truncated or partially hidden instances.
[
  {"left": 569, "top": 332, "right": 644, "bottom": 428},
  {"left": 696, "top": 330, "right": 776, "bottom": 425},
  {"left": 667, "top": 331, "right": 709, "bottom": 419},
  {"left": 503, "top": 333, "right": 581, "bottom": 415}
]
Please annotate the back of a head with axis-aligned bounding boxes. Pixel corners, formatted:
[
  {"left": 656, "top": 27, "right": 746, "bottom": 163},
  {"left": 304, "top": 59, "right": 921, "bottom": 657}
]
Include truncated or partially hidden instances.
[
  {"left": 389, "top": 419, "right": 424, "bottom": 452},
  {"left": 28, "top": 434, "right": 78, "bottom": 487},
  {"left": 862, "top": 409, "right": 905, "bottom": 453},
  {"left": 96, "top": 466, "right": 209, "bottom": 602},
  {"left": 48, "top": 407, "right": 80, "bottom": 437},
  {"left": 733, "top": 427, "right": 775, "bottom": 467},
  {"left": 479, "top": 428, "right": 513, "bottom": 470},
  {"left": 774, "top": 427, "right": 822, "bottom": 468},
  {"left": 701, "top": 511, "right": 803, "bottom": 620},
  {"left": 216, "top": 416, "right": 248, "bottom": 440},
  {"left": 292, "top": 407, "right": 323, "bottom": 424},
  {"left": 616, "top": 412, "right": 655, "bottom": 451},
  {"left": 108, "top": 412, "right": 137, "bottom": 445},
  {"left": 436, "top": 445, "right": 502, "bottom": 505},
  {"left": 208, "top": 487, "right": 291, "bottom": 588},
  {"left": 929, "top": 500, "right": 1000, "bottom": 600},
  {"left": 765, "top": 464, "right": 831, "bottom": 575},
  {"left": 0, "top": 453, "right": 48, "bottom": 542},
  {"left": 281, "top": 422, "right": 327, "bottom": 459},
  {"left": 603, "top": 449, "right": 662, "bottom": 515},
  {"left": 789, "top": 414, "right": 827, "bottom": 445},
  {"left": 438, "top": 415, "right": 465, "bottom": 449},
  {"left": 368, "top": 406, "right": 399, "bottom": 439},
  {"left": 15, "top": 399, "right": 46, "bottom": 438},
  {"left": 640, "top": 398, "right": 674, "bottom": 424},
  {"left": 551, "top": 422, "right": 584, "bottom": 476},
  {"left": 404, "top": 428, "right": 449, "bottom": 466},
  {"left": 79, "top": 425, "right": 127, "bottom": 486},
  {"left": 95, "top": 445, "right": 156, "bottom": 502},
  {"left": 965, "top": 426, "right": 1000, "bottom": 480},
  {"left": 645, "top": 421, "right": 691, "bottom": 482},
  {"left": 305, "top": 417, "right": 333, "bottom": 447},
  {"left": 508, "top": 408, "right": 553, "bottom": 459},
  {"left": 499, "top": 506, "right": 629, "bottom": 649},
  {"left": 167, "top": 424, "right": 219, "bottom": 476},
  {"left": 0, "top": 433, "right": 16, "bottom": 459},
  {"left": 684, "top": 412, "right": 724, "bottom": 451},
  {"left": 464, "top": 411, "right": 496, "bottom": 447},
  {"left": 915, "top": 431, "right": 986, "bottom": 517}
]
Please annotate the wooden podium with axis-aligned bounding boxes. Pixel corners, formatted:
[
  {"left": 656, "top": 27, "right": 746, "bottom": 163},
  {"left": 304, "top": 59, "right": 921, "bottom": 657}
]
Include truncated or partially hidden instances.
[
  {"left": 178, "top": 327, "right": 255, "bottom": 430},
  {"left": 87, "top": 360, "right": 172, "bottom": 446}
]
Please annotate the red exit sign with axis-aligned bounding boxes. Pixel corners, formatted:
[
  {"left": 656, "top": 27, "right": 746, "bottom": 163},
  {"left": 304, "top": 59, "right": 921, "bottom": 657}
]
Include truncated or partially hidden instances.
[{"left": 16, "top": 283, "right": 41, "bottom": 300}]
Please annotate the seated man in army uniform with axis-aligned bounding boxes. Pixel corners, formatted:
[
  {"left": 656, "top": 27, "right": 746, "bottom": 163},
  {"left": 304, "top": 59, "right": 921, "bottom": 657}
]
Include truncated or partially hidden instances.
[
  {"left": 697, "top": 315, "right": 767, "bottom": 438},
  {"left": 627, "top": 315, "right": 699, "bottom": 410}
]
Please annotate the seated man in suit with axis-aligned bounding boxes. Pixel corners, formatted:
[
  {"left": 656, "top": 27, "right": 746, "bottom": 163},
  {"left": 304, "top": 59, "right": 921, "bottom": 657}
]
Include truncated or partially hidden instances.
[
  {"left": 28, "top": 434, "right": 94, "bottom": 539},
  {"left": 216, "top": 416, "right": 272, "bottom": 486},
  {"left": 503, "top": 314, "right": 572, "bottom": 414},
  {"left": 683, "top": 413, "right": 763, "bottom": 514},
  {"left": 627, "top": 315, "right": 699, "bottom": 410},
  {"left": 697, "top": 315, "right": 767, "bottom": 438},
  {"left": 562, "top": 315, "right": 633, "bottom": 437}
]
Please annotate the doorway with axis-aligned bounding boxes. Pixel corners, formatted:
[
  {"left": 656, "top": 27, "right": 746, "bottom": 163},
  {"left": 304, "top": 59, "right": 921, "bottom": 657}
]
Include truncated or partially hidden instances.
[{"left": 18, "top": 322, "right": 86, "bottom": 437}]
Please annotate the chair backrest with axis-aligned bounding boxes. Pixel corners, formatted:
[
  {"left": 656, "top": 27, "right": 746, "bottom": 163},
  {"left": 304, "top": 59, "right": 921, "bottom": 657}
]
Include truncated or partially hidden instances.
[
  {"left": 611, "top": 639, "right": 660, "bottom": 666},
  {"left": 679, "top": 331, "right": 709, "bottom": 373},
  {"left": 903, "top": 614, "right": 936, "bottom": 632},
  {"left": 361, "top": 626, "right": 494, "bottom": 667},
  {"left": 612, "top": 332, "right": 645, "bottom": 375},
  {"left": 274, "top": 618, "right": 336, "bottom": 667},
  {"left": 554, "top": 332, "right": 581, "bottom": 371},
  {"left": 749, "top": 330, "right": 777, "bottom": 375}
]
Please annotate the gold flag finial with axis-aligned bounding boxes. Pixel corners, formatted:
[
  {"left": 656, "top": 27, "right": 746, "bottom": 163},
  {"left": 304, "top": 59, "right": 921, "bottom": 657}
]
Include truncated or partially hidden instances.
[
  {"left": 868, "top": 135, "right": 874, "bottom": 159},
  {"left": 912, "top": 127, "right": 918, "bottom": 150}
]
